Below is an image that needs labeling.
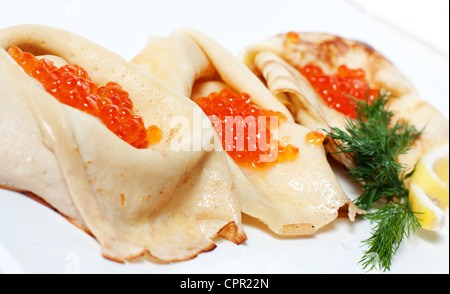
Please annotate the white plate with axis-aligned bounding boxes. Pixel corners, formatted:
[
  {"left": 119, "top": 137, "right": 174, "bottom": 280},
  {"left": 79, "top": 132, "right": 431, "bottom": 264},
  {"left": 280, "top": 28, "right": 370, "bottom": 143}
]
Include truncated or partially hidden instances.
[{"left": 1, "top": 0, "right": 449, "bottom": 274}]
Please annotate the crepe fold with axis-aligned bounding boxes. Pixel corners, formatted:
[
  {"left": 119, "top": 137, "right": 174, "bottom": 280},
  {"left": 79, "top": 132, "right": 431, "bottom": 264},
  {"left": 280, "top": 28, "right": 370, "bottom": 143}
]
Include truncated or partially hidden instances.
[
  {"left": 239, "top": 32, "right": 449, "bottom": 176},
  {"left": 0, "top": 24, "right": 247, "bottom": 263},
  {"left": 133, "top": 28, "right": 363, "bottom": 236}
]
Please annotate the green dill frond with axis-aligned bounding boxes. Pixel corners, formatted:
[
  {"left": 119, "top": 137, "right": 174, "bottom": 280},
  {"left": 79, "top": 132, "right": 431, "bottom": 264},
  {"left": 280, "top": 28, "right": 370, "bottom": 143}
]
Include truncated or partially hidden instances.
[
  {"left": 359, "top": 203, "right": 421, "bottom": 272},
  {"left": 326, "top": 90, "right": 423, "bottom": 271},
  {"left": 327, "top": 91, "right": 422, "bottom": 209}
]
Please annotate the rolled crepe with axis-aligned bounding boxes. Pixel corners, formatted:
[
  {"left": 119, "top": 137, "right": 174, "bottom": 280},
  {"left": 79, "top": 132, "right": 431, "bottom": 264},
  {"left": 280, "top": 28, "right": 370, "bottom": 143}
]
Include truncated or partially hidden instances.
[
  {"left": 239, "top": 32, "right": 449, "bottom": 176},
  {"left": 0, "top": 24, "right": 246, "bottom": 263},
  {"left": 133, "top": 28, "right": 363, "bottom": 236}
]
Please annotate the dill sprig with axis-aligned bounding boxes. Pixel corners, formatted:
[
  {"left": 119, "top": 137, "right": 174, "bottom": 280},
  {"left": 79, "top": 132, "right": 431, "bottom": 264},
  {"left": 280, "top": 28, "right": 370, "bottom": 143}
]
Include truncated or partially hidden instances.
[
  {"left": 327, "top": 92, "right": 423, "bottom": 271},
  {"left": 359, "top": 202, "right": 420, "bottom": 271}
]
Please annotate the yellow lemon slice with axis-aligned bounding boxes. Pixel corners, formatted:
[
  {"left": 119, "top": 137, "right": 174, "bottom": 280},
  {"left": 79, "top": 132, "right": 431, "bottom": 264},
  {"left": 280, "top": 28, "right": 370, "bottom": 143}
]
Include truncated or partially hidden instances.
[
  {"left": 411, "top": 141, "right": 449, "bottom": 209},
  {"left": 409, "top": 183, "right": 445, "bottom": 230},
  {"left": 434, "top": 155, "right": 449, "bottom": 187}
]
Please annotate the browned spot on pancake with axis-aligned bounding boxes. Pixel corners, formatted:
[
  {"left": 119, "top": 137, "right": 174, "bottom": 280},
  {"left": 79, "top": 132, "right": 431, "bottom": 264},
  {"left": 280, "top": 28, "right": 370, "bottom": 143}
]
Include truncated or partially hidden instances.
[
  {"left": 281, "top": 223, "right": 316, "bottom": 235},
  {"left": 286, "top": 32, "right": 391, "bottom": 74},
  {"left": 290, "top": 34, "right": 350, "bottom": 67},
  {"left": 120, "top": 193, "right": 126, "bottom": 206},
  {"left": 321, "top": 36, "right": 350, "bottom": 58},
  {"left": 217, "top": 221, "right": 247, "bottom": 245},
  {"left": 411, "top": 100, "right": 428, "bottom": 113},
  {"left": 355, "top": 40, "right": 376, "bottom": 55}
]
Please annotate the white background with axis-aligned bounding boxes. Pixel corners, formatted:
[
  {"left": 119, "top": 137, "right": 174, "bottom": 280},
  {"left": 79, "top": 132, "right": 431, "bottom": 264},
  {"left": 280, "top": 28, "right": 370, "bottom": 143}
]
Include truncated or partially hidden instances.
[{"left": 0, "top": 0, "right": 449, "bottom": 274}]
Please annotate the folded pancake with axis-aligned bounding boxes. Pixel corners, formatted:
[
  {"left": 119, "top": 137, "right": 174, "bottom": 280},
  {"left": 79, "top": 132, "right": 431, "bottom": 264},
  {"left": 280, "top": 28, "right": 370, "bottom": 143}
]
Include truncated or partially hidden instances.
[
  {"left": 133, "top": 28, "right": 363, "bottom": 236},
  {"left": 0, "top": 24, "right": 246, "bottom": 263},
  {"left": 239, "top": 32, "right": 449, "bottom": 176}
]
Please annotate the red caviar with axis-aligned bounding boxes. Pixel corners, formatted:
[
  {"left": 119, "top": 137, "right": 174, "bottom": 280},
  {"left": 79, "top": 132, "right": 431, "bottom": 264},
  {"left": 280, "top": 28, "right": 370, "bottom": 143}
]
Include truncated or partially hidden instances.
[
  {"left": 195, "top": 89, "right": 299, "bottom": 170},
  {"left": 305, "top": 131, "right": 326, "bottom": 145},
  {"left": 285, "top": 31, "right": 300, "bottom": 44},
  {"left": 7, "top": 46, "right": 161, "bottom": 148},
  {"left": 299, "top": 64, "right": 378, "bottom": 119}
]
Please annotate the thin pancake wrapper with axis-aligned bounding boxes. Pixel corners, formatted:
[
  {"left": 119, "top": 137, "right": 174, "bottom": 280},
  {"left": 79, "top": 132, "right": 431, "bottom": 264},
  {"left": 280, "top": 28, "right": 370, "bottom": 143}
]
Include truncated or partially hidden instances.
[
  {"left": 240, "top": 32, "right": 449, "bottom": 176},
  {"left": 133, "top": 28, "right": 363, "bottom": 236},
  {"left": 0, "top": 24, "right": 246, "bottom": 263}
]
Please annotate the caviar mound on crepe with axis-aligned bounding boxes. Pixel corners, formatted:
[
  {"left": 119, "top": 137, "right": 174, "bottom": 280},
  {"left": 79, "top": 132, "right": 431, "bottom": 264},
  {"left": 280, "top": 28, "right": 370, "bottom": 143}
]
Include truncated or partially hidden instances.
[
  {"left": 0, "top": 24, "right": 246, "bottom": 263},
  {"left": 133, "top": 28, "right": 363, "bottom": 236},
  {"left": 239, "top": 32, "right": 449, "bottom": 176}
]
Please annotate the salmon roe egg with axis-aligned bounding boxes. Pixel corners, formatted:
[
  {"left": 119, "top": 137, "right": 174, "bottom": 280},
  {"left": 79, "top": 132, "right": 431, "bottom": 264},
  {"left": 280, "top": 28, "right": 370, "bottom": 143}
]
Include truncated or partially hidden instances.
[
  {"left": 7, "top": 46, "right": 161, "bottom": 149},
  {"left": 285, "top": 32, "right": 300, "bottom": 44},
  {"left": 299, "top": 64, "right": 378, "bottom": 119},
  {"left": 195, "top": 89, "right": 299, "bottom": 170},
  {"left": 305, "top": 131, "right": 326, "bottom": 145}
]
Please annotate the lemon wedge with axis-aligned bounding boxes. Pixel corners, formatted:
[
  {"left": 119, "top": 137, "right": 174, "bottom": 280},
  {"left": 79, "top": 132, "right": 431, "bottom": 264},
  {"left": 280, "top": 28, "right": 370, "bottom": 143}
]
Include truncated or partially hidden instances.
[
  {"left": 411, "top": 142, "right": 449, "bottom": 209},
  {"left": 434, "top": 155, "right": 449, "bottom": 187},
  {"left": 409, "top": 183, "right": 445, "bottom": 230},
  {"left": 409, "top": 141, "right": 449, "bottom": 230}
]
